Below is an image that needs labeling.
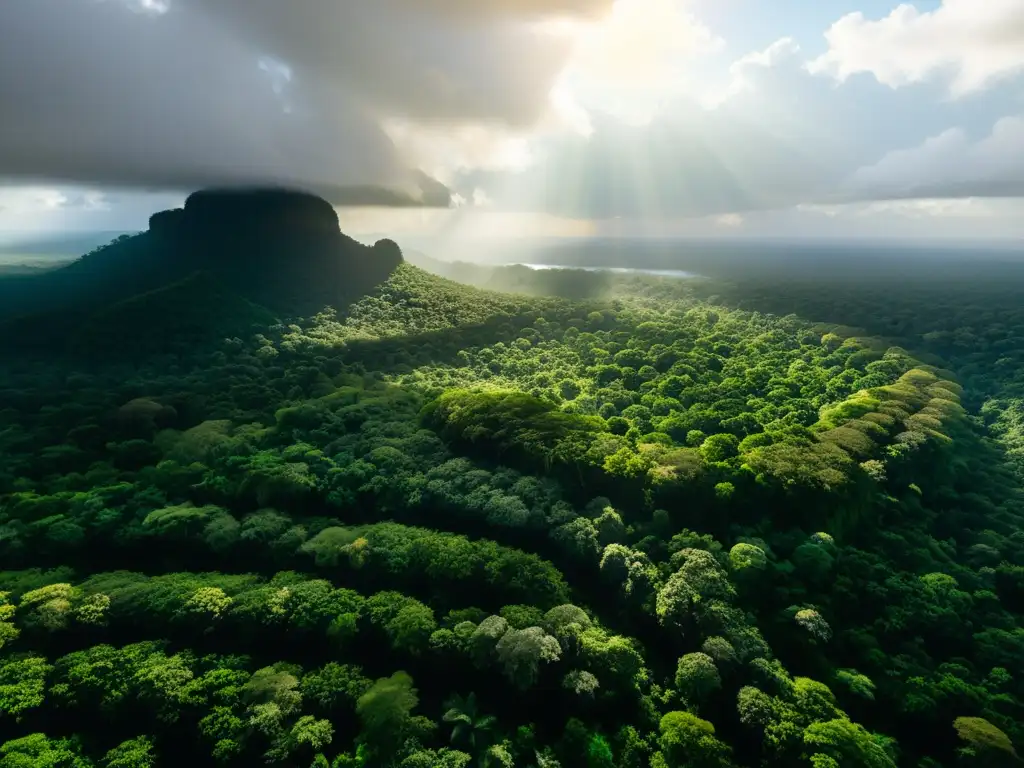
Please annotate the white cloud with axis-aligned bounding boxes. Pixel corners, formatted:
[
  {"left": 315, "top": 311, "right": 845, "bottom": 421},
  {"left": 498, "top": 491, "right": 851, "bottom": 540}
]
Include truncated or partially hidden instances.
[
  {"left": 808, "top": 0, "right": 1024, "bottom": 97},
  {"left": 714, "top": 213, "right": 744, "bottom": 228},
  {"left": 382, "top": 120, "right": 535, "bottom": 185},
  {"left": 0, "top": 186, "right": 70, "bottom": 214},
  {"left": 733, "top": 36, "right": 800, "bottom": 71},
  {"left": 705, "top": 37, "right": 800, "bottom": 108},
  {"left": 802, "top": 197, "right": 1000, "bottom": 220},
  {"left": 842, "top": 115, "right": 1024, "bottom": 199},
  {"left": 554, "top": 0, "right": 725, "bottom": 124},
  {"left": 0, "top": 185, "right": 183, "bottom": 231}
]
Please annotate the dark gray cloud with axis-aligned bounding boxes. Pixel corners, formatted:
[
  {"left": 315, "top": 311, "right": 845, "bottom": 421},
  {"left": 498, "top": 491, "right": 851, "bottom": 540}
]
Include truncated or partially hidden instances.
[
  {"left": 185, "top": 0, "right": 608, "bottom": 128},
  {"left": 1, "top": 0, "right": 606, "bottom": 205}
]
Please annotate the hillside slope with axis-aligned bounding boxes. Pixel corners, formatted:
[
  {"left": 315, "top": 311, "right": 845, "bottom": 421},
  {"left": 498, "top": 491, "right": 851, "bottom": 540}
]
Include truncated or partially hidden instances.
[
  {"left": 0, "top": 188, "right": 404, "bottom": 355},
  {"left": 0, "top": 257, "right": 1021, "bottom": 766}
]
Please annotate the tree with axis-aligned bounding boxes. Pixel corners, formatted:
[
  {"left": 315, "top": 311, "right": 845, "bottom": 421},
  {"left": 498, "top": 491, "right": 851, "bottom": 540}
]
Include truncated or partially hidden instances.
[
  {"left": 494, "top": 627, "right": 561, "bottom": 689},
  {"left": 289, "top": 715, "right": 334, "bottom": 753},
  {"left": 0, "top": 656, "right": 51, "bottom": 718},
  {"left": 563, "top": 670, "right": 600, "bottom": 697},
  {"left": 470, "top": 616, "right": 510, "bottom": 668},
  {"left": 102, "top": 736, "right": 156, "bottom": 768},
  {"left": 301, "top": 663, "right": 371, "bottom": 713},
  {"left": 544, "top": 605, "right": 592, "bottom": 644},
  {"left": 400, "top": 748, "right": 472, "bottom": 768},
  {"left": 953, "top": 717, "right": 1019, "bottom": 763},
  {"left": 0, "top": 733, "right": 93, "bottom": 768},
  {"left": 356, "top": 672, "right": 419, "bottom": 758},
  {"left": 794, "top": 609, "right": 832, "bottom": 643},
  {"left": 729, "top": 543, "right": 767, "bottom": 573},
  {"left": 803, "top": 719, "right": 897, "bottom": 768},
  {"left": 835, "top": 670, "right": 876, "bottom": 701},
  {"left": 443, "top": 692, "right": 496, "bottom": 754},
  {"left": 657, "top": 550, "right": 735, "bottom": 631},
  {"left": 675, "top": 653, "right": 722, "bottom": 705},
  {"left": 0, "top": 593, "right": 20, "bottom": 651},
  {"left": 700, "top": 434, "right": 740, "bottom": 464},
  {"left": 19, "top": 583, "right": 76, "bottom": 631},
  {"left": 656, "top": 711, "right": 733, "bottom": 768},
  {"left": 701, "top": 637, "right": 736, "bottom": 665}
]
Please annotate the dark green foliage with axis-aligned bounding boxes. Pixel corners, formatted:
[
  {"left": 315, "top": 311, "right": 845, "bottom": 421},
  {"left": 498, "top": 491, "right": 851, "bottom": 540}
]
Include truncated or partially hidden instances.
[{"left": 1, "top": 250, "right": 1023, "bottom": 767}]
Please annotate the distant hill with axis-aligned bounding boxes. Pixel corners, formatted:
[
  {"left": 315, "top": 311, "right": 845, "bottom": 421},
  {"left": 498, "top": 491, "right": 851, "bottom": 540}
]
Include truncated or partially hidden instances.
[
  {"left": 0, "top": 230, "right": 136, "bottom": 255},
  {"left": 0, "top": 187, "right": 405, "bottom": 356}
]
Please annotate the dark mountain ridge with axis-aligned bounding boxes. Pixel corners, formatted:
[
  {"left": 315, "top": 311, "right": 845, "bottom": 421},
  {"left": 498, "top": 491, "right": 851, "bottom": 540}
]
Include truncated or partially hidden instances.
[{"left": 0, "top": 187, "right": 405, "bottom": 354}]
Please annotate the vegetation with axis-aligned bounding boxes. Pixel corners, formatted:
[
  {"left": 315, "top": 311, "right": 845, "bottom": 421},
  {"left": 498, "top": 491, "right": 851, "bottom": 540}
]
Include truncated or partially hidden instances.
[{"left": 0, "top": 235, "right": 1022, "bottom": 767}]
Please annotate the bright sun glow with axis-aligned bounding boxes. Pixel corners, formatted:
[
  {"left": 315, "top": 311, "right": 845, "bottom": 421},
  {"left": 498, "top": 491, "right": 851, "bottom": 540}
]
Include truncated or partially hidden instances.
[{"left": 549, "top": 0, "right": 724, "bottom": 126}]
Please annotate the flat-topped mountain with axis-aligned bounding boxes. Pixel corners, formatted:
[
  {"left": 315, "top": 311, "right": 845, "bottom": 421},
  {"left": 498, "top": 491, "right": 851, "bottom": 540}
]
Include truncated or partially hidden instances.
[
  {"left": 0, "top": 187, "right": 405, "bottom": 355},
  {"left": 149, "top": 187, "right": 342, "bottom": 245},
  {"left": 138, "top": 187, "right": 403, "bottom": 301}
]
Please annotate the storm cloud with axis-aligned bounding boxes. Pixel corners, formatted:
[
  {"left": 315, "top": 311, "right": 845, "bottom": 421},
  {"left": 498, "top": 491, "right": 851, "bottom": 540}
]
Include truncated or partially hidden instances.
[{"left": 0, "top": 0, "right": 607, "bottom": 205}]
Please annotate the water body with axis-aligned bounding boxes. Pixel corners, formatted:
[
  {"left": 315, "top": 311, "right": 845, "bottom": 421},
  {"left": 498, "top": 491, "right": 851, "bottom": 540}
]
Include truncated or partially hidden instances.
[{"left": 505, "top": 263, "right": 699, "bottom": 279}]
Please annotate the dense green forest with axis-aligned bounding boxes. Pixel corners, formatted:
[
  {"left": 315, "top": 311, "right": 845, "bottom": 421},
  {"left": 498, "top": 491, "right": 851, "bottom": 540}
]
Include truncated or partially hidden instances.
[{"left": 1, "top": 235, "right": 1023, "bottom": 767}]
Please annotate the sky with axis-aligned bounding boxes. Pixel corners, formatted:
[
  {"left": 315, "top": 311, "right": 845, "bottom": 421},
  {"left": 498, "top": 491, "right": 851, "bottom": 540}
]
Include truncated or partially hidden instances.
[{"left": 0, "top": 0, "right": 1022, "bottom": 243}]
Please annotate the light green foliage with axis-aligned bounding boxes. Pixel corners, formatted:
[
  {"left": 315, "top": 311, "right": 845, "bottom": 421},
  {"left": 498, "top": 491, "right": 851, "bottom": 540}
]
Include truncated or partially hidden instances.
[
  {"left": 700, "top": 434, "right": 740, "bottom": 464},
  {"left": 835, "top": 669, "right": 876, "bottom": 701},
  {"left": 656, "top": 711, "right": 733, "bottom": 768},
  {"left": 0, "top": 593, "right": 20, "bottom": 649},
  {"left": 356, "top": 672, "right": 419, "bottom": 756},
  {"left": 184, "top": 587, "right": 231, "bottom": 620},
  {"left": 20, "top": 583, "right": 76, "bottom": 630},
  {"left": 494, "top": 626, "right": 561, "bottom": 689},
  {"left": 803, "top": 719, "right": 897, "bottom": 768},
  {"left": 599, "top": 544, "right": 659, "bottom": 600},
  {"left": 563, "top": 669, "right": 600, "bottom": 696},
  {"left": 74, "top": 593, "right": 111, "bottom": 626},
  {"left": 729, "top": 543, "right": 767, "bottom": 572},
  {"left": 578, "top": 628, "right": 647, "bottom": 692},
  {"left": 0, "top": 656, "right": 51, "bottom": 718},
  {"left": 481, "top": 743, "right": 514, "bottom": 768},
  {"left": 543, "top": 604, "right": 592, "bottom": 642},
  {"left": 809, "top": 754, "right": 840, "bottom": 768},
  {"left": 953, "top": 717, "right": 1018, "bottom": 759},
  {"left": 400, "top": 749, "right": 472, "bottom": 768},
  {"left": 794, "top": 609, "right": 833, "bottom": 642},
  {"left": 657, "top": 549, "right": 735, "bottom": 629},
  {"left": 587, "top": 733, "right": 615, "bottom": 768},
  {"left": 675, "top": 653, "right": 722, "bottom": 704},
  {"left": 366, "top": 592, "right": 437, "bottom": 655},
  {"left": 300, "top": 662, "right": 371, "bottom": 711},
  {"left": 470, "top": 615, "right": 510, "bottom": 667},
  {"left": 594, "top": 507, "right": 626, "bottom": 546},
  {"left": 289, "top": 715, "right": 334, "bottom": 752},
  {"left": 102, "top": 736, "right": 156, "bottom": 768},
  {"left": 0, "top": 733, "right": 93, "bottom": 768},
  {"left": 701, "top": 637, "right": 737, "bottom": 664}
]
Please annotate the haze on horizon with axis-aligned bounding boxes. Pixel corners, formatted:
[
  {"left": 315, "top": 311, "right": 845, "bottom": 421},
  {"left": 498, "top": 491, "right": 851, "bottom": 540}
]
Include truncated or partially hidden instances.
[{"left": 1, "top": 0, "right": 1023, "bottom": 244}]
